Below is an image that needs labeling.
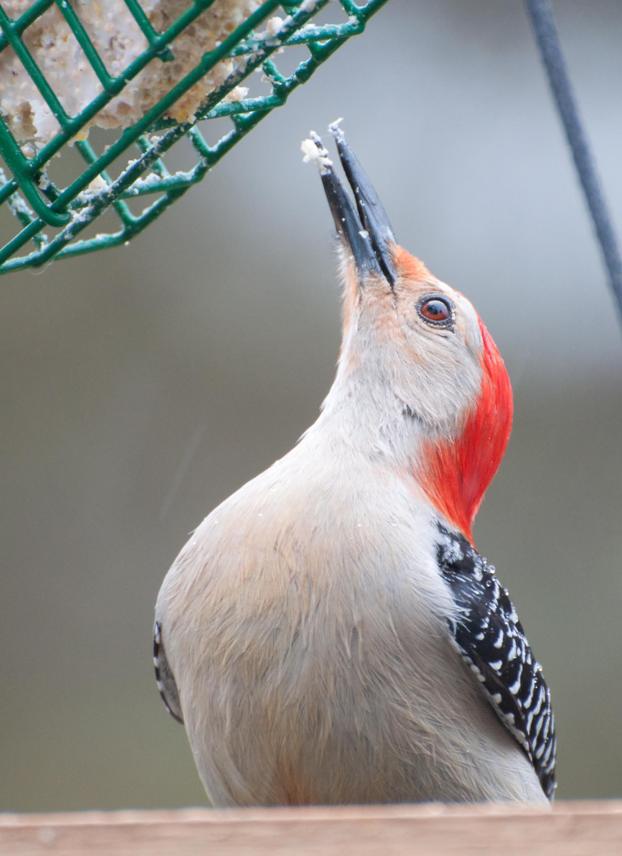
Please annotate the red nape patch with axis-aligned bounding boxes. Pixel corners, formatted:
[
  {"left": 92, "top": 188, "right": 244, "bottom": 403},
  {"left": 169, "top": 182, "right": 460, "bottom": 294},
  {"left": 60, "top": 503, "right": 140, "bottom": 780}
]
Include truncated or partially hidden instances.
[{"left": 418, "top": 320, "right": 513, "bottom": 543}]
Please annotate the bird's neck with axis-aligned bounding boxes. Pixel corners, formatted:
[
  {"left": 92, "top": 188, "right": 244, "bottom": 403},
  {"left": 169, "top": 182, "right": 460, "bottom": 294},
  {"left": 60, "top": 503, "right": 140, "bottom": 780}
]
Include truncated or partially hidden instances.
[
  {"left": 306, "top": 321, "right": 512, "bottom": 544},
  {"left": 309, "top": 364, "right": 426, "bottom": 468}
]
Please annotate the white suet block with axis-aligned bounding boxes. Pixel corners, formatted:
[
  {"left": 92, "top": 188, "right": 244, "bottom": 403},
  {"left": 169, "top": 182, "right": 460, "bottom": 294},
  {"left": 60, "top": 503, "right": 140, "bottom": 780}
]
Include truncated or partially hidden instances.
[{"left": 0, "top": 0, "right": 259, "bottom": 146}]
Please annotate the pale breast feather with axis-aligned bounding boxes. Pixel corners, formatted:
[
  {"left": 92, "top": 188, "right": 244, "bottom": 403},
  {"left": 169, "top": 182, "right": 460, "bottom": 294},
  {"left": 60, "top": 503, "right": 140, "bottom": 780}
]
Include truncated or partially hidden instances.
[{"left": 435, "top": 524, "right": 557, "bottom": 800}]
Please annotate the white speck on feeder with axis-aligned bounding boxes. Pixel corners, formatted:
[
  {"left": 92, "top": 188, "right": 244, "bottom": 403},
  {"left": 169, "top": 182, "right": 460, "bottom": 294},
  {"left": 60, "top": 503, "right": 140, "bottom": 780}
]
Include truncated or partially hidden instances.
[
  {"left": 86, "top": 175, "right": 108, "bottom": 194},
  {"left": 223, "top": 85, "right": 249, "bottom": 103},
  {"left": 265, "top": 16, "right": 284, "bottom": 37}
]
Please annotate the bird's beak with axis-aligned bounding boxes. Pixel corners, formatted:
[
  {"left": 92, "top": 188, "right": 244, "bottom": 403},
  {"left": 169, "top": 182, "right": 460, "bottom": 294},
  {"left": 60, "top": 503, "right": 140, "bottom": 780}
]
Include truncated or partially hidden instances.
[{"left": 310, "top": 123, "right": 397, "bottom": 287}]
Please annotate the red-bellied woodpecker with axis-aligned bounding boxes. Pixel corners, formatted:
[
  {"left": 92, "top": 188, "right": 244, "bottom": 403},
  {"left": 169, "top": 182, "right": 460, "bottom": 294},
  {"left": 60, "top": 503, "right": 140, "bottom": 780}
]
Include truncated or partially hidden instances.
[{"left": 154, "top": 123, "right": 556, "bottom": 806}]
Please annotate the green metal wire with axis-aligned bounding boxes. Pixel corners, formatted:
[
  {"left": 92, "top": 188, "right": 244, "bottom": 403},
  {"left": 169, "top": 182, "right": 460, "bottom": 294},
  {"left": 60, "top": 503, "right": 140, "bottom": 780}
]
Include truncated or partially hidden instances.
[{"left": 0, "top": 0, "right": 388, "bottom": 274}]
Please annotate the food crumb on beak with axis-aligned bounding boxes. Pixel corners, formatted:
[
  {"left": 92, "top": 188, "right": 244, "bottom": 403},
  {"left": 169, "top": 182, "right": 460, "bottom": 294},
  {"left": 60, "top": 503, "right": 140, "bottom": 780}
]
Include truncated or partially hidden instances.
[{"left": 301, "top": 136, "right": 333, "bottom": 171}]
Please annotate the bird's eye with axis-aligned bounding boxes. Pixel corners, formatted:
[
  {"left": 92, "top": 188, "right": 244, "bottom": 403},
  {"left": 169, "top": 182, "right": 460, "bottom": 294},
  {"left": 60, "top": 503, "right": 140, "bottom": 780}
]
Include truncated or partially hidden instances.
[{"left": 417, "top": 295, "right": 453, "bottom": 327}]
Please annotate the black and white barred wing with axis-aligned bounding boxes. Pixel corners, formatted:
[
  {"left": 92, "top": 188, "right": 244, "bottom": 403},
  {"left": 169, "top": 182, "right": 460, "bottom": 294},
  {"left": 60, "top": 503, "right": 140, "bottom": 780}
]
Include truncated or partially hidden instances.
[
  {"left": 153, "top": 621, "right": 184, "bottom": 724},
  {"left": 436, "top": 526, "right": 557, "bottom": 800}
]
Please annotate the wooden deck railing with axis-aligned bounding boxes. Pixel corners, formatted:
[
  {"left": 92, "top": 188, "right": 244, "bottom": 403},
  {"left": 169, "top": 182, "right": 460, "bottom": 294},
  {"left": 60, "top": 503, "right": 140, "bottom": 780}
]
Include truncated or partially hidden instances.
[{"left": 1, "top": 801, "right": 621, "bottom": 855}]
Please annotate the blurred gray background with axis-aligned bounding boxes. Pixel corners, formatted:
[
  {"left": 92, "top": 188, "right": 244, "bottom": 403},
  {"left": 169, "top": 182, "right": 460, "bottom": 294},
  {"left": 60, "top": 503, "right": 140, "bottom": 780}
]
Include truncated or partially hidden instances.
[{"left": 1, "top": 0, "right": 621, "bottom": 811}]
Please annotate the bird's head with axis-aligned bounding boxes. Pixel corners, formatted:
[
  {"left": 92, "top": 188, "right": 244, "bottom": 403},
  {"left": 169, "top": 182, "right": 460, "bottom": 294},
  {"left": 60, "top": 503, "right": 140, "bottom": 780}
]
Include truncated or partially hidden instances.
[{"left": 305, "top": 124, "right": 513, "bottom": 543}]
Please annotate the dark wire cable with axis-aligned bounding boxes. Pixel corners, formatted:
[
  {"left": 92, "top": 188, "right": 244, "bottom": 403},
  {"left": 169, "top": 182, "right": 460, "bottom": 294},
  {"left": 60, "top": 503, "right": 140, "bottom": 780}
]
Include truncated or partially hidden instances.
[{"left": 525, "top": 0, "right": 622, "bottom": 324}]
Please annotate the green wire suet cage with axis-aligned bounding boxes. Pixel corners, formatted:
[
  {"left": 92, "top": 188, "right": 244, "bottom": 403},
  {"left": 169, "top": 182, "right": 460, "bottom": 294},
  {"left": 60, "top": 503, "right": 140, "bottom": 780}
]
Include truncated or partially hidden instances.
[{"left": 0, "top": 0, "right": 387, "bottom": 274}]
